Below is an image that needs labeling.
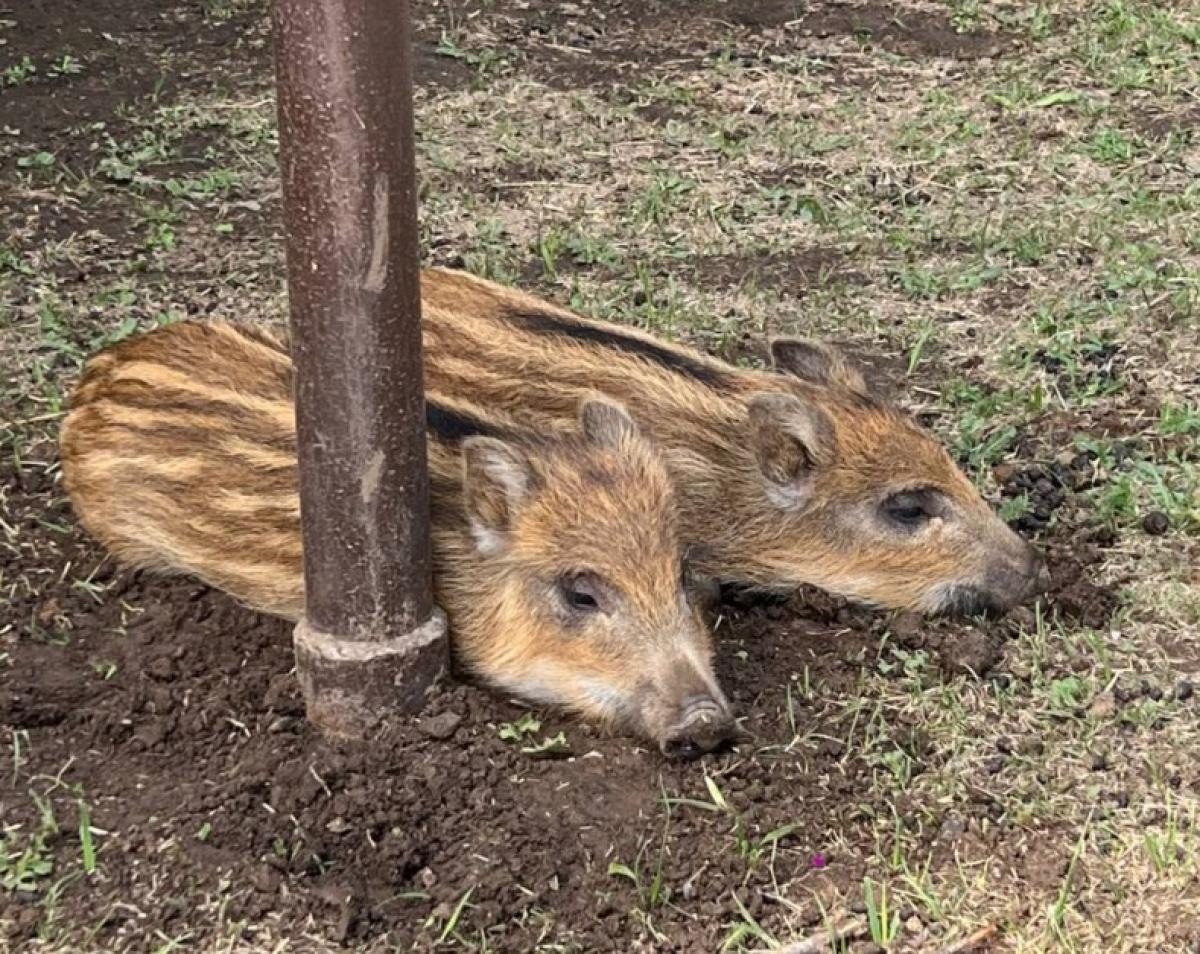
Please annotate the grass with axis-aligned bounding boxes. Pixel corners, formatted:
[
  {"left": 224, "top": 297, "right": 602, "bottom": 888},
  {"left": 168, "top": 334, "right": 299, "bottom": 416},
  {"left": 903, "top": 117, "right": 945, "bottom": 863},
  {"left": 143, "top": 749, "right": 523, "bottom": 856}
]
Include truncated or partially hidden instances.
[
  {"left": 2, "top": 0, "right": 1199, "bottom": 950},
  {"left": 496, "top": 713, "right": 542, "bottom": 742},
  {"left": 0, "top": 792, "right": 57, "bottom": 892},
  {"left": 863, "top": 877, "right": 902, "bottom": 948}
]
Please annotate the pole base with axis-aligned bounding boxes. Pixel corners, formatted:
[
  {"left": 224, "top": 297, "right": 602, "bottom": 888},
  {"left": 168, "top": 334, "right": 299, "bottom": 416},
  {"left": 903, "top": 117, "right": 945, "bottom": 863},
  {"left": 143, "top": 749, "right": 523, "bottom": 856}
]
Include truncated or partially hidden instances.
[{"left": 293, "top": 609, "right": 449, "bottom": 738}]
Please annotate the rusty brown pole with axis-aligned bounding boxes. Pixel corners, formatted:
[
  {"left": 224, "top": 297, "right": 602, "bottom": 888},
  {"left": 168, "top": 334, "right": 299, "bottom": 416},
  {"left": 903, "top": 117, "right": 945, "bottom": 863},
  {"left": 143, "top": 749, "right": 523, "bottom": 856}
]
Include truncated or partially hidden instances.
[{"left": 273, "top": 0, "right": 448, "bottom": 736}]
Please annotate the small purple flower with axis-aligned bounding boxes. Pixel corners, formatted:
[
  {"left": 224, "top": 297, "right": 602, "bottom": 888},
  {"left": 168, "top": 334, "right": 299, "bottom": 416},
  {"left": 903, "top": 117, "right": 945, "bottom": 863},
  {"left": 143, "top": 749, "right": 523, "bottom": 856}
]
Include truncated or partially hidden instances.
[{"left": 811, "top": 851, "right": 828, "bottom": 869}]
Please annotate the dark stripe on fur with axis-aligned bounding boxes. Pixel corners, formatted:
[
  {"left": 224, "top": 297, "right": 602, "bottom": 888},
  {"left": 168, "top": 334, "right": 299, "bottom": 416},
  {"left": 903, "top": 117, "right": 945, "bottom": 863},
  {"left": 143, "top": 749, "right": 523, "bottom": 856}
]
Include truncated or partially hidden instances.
[
  {"left": 505, "top": 308, "right": 730, "bottom": 388},
  {"left": 425, "top": 399, "right": 507, "bottom": 445},
  {"left": 87, "top": 380, "right": 298, "bottom": 454}
]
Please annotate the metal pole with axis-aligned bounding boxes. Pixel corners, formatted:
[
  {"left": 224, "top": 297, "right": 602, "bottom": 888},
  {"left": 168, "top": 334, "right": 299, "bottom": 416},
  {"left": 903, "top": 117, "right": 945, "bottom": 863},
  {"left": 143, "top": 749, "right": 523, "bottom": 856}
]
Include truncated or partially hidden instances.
[{"left": 273, "top": 0, "right": 448, "bottom": 736}]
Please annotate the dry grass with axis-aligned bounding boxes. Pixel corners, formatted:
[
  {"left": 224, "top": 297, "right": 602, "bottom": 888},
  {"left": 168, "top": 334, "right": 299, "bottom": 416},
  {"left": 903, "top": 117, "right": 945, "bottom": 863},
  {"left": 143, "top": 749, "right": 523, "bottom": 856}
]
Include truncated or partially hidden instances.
[{"left": 3, "top": 0, "right": 1199, "bottom": 950}]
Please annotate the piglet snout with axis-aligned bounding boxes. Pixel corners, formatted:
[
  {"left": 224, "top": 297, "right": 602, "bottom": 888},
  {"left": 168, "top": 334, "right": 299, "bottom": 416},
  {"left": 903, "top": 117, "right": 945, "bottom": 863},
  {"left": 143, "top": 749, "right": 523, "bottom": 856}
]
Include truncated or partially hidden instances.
[{"left": 659, "top": 695, "right": 735, "bottom": 760}]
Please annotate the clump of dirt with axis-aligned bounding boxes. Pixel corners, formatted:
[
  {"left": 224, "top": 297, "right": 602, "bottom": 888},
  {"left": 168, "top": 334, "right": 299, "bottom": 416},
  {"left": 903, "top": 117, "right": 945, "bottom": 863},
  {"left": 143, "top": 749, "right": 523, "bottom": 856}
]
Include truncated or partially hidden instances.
[
  {"left": 1030, "top": 337, "right": 1126, "bottom": 396},
  {"left": 987, "top": 452, "right": 1128, "bottom": 630},
  {"left": 635, "top": 98, "right": 691, "bottom": 124},
  {"left": 887, "top": 612, "right": 1008, "bottom": 678},
  {"left": 994, "top": 457, "right": 1094, "bottom": 533},
  {"left": 1050, "top": 573, "right": 1123, "bottom": 630}
]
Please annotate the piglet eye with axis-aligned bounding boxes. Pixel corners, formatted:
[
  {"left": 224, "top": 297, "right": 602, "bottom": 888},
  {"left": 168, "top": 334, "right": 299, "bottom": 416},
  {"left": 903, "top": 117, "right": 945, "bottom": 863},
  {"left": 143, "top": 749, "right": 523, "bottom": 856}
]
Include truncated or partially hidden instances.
[
  {"left": 567, "top": 589, "right": 598, "bottom": 610},
  {"left": 559, "top": 573, "right": 605, "bottom": 613},
  {"left": 882, "top": 490, "right": 936, "bottom": 527}
]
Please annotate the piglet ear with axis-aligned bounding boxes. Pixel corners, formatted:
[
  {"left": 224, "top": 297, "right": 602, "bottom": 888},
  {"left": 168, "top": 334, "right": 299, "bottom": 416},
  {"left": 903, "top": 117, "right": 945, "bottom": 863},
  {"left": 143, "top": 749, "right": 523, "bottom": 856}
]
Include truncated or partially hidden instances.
[
  {"left": 746, "top": 392, "right": 835, "bottom": 509},
  {"left": 578, "top": 394, "right": 641, "bottom": 449},
  {"left": 769, "top": 338, "right": 868, "bottom": 395},
  {"left": 461, "top": 436, "right": 535, "bottom": 553}
]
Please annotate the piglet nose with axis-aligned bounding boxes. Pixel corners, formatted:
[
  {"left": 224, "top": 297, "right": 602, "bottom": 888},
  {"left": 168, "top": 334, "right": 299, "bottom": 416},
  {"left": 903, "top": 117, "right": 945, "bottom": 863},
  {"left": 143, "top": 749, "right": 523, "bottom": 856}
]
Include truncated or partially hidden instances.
[{"left": 660, "top": 695, "right": 736, "bottom": 760}]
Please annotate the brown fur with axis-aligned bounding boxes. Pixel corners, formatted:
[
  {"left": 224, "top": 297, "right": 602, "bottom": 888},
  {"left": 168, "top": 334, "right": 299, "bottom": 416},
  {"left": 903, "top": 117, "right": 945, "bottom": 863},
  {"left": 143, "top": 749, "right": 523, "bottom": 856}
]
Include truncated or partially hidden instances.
[
  {"left": 418, "top": 268, "right": 1047, "bottom": 615},
  {"left": 60, "top": 322, "right": 733, "bottom": 756}
]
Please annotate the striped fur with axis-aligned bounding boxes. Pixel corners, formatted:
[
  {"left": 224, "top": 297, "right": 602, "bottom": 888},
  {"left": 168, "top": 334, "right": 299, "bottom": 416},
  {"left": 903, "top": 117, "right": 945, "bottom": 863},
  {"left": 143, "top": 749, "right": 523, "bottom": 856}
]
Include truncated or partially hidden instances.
[
  {"left": 60, "top": 322, "right": 733, "bottom": 755},
  {"left": 420, "top": 268, "right": 1045, "bottom": 615}
]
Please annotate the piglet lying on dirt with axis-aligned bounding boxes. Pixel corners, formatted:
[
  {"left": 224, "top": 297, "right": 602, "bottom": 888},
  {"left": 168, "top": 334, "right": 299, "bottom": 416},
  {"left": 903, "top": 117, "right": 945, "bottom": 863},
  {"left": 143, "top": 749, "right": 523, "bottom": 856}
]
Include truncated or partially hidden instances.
[{"left": 60, "top": 321, "right": 735, "bottom": 758}]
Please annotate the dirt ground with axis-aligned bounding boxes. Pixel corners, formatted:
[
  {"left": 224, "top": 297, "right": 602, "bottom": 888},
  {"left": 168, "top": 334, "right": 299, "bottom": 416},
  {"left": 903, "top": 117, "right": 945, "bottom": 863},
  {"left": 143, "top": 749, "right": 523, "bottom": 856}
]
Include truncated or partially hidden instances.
[{"left": 2, "top": 1, "right": 1199, "bottom": 951}]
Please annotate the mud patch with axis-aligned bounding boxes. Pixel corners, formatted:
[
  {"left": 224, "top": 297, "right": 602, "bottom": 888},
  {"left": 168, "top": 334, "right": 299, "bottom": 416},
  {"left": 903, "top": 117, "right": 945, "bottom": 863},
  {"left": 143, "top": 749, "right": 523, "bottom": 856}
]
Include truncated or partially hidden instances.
[
  {"left": 523, "top": 2, "right": 1013, "bottom": 94},
  {"left": 0, "top": 0, "right": 268, "bottom": 253},
  {"left": 438, "top": 0, "right": 1014, "bottom": 96}
]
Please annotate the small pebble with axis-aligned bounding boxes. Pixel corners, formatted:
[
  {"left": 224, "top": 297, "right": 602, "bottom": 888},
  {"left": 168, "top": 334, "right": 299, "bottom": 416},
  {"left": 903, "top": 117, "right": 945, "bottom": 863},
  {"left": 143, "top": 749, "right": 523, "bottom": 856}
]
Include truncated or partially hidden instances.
[
  {"left": 1091, "top": 525, "right": 1118, "bottom": 546},
  {"left": 418, "top": 711, "right": 463, "bottom": 740},
  {"left": 993, "top": 463, "right": 1018, "bottom": 485},
  {"left": 252, "top": 864, "right": 281, "bottom": 894},
  {"left": 1142, "top": 511, "right": 1170, "bottom": 536},
  {"left": 1175, "top": 681, "right": 1194, "bottom": 702}
]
